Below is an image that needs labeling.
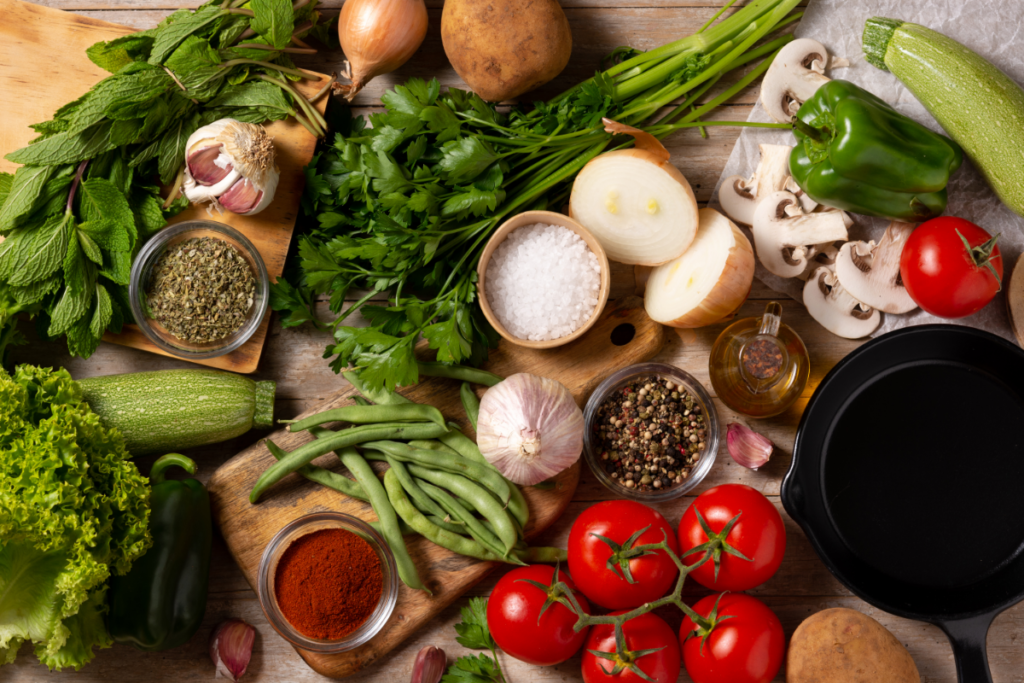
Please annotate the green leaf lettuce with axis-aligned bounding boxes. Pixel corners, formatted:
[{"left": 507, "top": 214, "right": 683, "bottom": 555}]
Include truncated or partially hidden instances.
[{"left": 0, "top": 365, "right": 151, "bottom": 670}]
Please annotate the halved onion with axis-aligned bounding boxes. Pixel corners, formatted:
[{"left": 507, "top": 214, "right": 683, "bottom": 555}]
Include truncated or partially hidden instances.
[
  {"left": 569, "top": 119, "right": 698, "bottom": 266},
  {"left": 644, "top": 208, "right": 755, "bottom": 328}
]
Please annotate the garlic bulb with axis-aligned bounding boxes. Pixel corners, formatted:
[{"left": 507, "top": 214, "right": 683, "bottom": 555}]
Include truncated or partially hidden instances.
[
  {"left": 335, "top": 0, "right": 428, "bottom": 101},
  {"left": 476, "top": 373, "right": 584, "bottom": 485},
  {"left": 726, "top": 423, "right": 773, "bottom": 470},
  {"left": 183, "top": 119, "right": 279, "bottom": 216}
]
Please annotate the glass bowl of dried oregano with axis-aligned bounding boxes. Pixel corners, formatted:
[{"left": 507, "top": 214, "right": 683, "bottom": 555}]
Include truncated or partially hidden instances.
[
  {"left": 129, "top": 220, "right": 269, "bottom": 359},
  {"left": 583, "top": 363, "right": 720, "bottom": 502}
]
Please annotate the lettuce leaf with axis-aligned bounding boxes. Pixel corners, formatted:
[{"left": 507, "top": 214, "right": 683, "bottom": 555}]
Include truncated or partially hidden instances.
[{"left": 0, "top": 365, "right": 151, "bottom": 670}]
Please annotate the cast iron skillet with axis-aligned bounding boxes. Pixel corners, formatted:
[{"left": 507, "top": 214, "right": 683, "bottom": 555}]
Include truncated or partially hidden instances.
[{"left": 782, "top": 325, "right": 1024, "bottom": 683}]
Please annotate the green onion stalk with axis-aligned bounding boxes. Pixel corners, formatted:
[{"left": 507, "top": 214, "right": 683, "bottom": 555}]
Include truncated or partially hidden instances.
[{"left": 282, "top": 0, "right": 801, "bottom": 389}]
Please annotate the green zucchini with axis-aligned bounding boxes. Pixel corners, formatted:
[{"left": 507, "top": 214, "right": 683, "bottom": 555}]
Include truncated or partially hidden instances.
[
  {"left": 863, "top": 18, "right": 1024, "bottom": 217},
  {"left": 78, "top": 369, "right": 275, "bottom": 455}
]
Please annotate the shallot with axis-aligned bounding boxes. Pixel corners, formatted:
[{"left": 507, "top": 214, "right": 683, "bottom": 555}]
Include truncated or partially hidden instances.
[{"left": 334, "top": 0, "right": 428, "bottom": 101}]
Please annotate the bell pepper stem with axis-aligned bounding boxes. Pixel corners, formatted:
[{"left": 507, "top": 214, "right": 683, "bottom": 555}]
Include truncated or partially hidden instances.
[
  {"left": 790, "top": 116, "right": 825, "bottom": 141},
  {"left": 150, "top": 454, "right": 198, "bottom": 484}
]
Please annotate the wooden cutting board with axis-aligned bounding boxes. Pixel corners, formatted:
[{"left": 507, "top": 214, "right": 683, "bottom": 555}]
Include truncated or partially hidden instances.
[
  {"left": 0, "top": 0, "right": 329, "bottom": 374},
  {"left": 209, "top": 297, "right": 664, "bottom": 678}
]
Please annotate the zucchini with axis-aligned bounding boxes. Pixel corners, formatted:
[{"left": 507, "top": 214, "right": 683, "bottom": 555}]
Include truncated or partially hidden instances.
[
  {"left": 79, "top": 369, "right": 275, "bottom": 455},
  {"left": 863, "top": 18, "right": 1024, "bottom": 217}
]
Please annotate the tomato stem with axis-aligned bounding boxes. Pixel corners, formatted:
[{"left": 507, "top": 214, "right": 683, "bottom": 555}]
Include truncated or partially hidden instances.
[{"left": 958, "top": 228, "right": 1003, "bottom": 290}]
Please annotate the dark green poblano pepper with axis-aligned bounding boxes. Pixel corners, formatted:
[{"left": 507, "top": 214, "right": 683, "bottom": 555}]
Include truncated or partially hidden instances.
[
  {"left": 789, "top": 79, "right": 963, "bottom": 221},
  {"left": 107, "top": 454, "right": 211, "bottom": 651}
]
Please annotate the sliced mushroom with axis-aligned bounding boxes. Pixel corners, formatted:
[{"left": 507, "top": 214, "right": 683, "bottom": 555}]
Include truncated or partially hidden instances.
[
  {"left": 751, "top": 191, "right": 849, "bottom": 278},
  {"left": 834, "top": 221, "right": 918, "bottom": 314},
  {"left": 720, "top": 144, "right": 794, "bottom": 225},
  {"left": 804, "top": 265, "right": 881, "bottom": 339},
  {"left": 761, "top": 39, "right": 832, "bottom": 123},
  {"left": 797, "top": 241, "right": 842, "bottom": 281}
]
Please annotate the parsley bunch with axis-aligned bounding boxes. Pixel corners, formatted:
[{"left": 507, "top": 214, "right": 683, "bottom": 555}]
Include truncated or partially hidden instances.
[
  {"left": 0, "top": 0, "right": 334, "bottom": 364},
  {"left": 443, "top": 597, "right": 507, "bottom": 683},
  {"left": 273, "top": 0, "right": 803, "bottom": 391}
]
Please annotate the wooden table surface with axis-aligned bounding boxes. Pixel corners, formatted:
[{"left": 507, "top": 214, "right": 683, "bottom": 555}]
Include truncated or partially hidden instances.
[{"left": 10, "top": 1, "right": 1023, "bottom": 681}]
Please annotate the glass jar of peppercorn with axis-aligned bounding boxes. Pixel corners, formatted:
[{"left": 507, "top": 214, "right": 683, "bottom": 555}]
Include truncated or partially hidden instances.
[
  {"left": 583, "top": 363, "right": 720, "bottom": 501},
  {"left": 708, "top": 301, "right": 810, "bottom": 418}
]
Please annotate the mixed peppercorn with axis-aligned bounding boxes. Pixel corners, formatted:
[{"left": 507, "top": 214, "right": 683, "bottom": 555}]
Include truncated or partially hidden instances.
[{"left": 594, "top": 375, "right": 707, "bottom": 493}]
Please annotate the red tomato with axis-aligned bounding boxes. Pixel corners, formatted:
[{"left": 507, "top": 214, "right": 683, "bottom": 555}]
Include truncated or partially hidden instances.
[
  {"left": 899, "top": 217, "right": 1003, "bottom": 319},
  {"left": 681, "top": 593, "right": 785, "bottom": 683},
  {"left": 487, "top": 565, "right": 591, "bottom": 666},
  {"left": 678, "top": 484, "right": 785, "bottom": 592},
  {"left": 568, "top": 500, "right": 680, "bottom": 609},
  {"left": 582, "top": 611, "right": 681, "bottom": 683}
]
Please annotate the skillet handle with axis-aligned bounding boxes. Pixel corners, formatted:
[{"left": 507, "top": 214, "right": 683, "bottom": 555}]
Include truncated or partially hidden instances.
[{"left": 941, "top": 614, "right": 995, "bottom": 683}]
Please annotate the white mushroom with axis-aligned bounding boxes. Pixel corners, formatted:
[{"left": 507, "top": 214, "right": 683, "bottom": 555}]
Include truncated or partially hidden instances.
[
  {"left": 834, "top": 221, "right": 918, "bottom": 314},
  {"left": 797, "top": 241, "right": 843, "bottom": 281},
  {"left": 751, "top": 191, "right": 849, "bottom": 278},
  {"left": 720, "top": 144, "right": 803, "bottom": 225},
  {"left": 760, "top": 39, "right": 832, "bottom": 123},
  {"left": 804, "top": 265, "right": 881, "bottom": 339}
]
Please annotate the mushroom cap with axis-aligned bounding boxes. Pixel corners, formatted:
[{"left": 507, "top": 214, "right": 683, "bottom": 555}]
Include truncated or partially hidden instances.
[
  {"left": 752, "top": 191, "right": 849, "bottom": 278},
  {"left": 760, "top": 38, "right": 832, "bottom": 123},
  {"left": 834, "top": 221, "right": 918, "bottom": 314},
  {"left": 719, "top": 144, "right": 794, "bottom": 226},
  {"left": 803, "top": 266, "right": 881, "bottom": 339}
]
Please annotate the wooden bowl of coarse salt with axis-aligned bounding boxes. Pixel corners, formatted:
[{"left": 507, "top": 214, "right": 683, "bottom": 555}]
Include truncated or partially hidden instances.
[{"left": 477, "top": 210, "right": 611, "bottom": 349}]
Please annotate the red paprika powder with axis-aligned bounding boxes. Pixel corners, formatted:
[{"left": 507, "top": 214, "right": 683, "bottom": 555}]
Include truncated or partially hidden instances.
[{"left": 274, "top": 528, "right": 383, "bottom": 640}]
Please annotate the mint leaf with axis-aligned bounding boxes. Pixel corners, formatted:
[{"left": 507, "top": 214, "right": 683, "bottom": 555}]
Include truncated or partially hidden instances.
[
  {"left": 87, "top": 34, "right": 155, "bottom": 73},
  {"left": 11, "top": 275, "right": 60, "bottom": 306},
  {"left": 157, "top": 114, "right": 199, "bottom": 184},
  {"left": 128, "top": 192, "right": 166, "bottom": 240},
  {"left": 148, "top": 5, "right": 224, "bottom": 65},
  {"left": 0, "top": 172, "right": 13, "bottom": 210},
  {"left": 5, "top": 122, "right": 114, "bottom": 167},
  {"left": 79, "top": 178, "right": 134, "bottom": 234},
  {"left": 48, "top": 244, "right": 93, "bottom": 337},
  {"left": 0, "top": 166, "right": 55, "bottom": 232},
  {"left": 66, "top": 313, "right": 101, "bottom": 358},
  {"left": 250, "top": 0, "right": 294, "bottom": 48},
  {"left": 7, "top": 214, "right": 69, "bottom": 287},
  {"left": 90, "top": 284, "right": 113, "bottom": 339},
  {"left": 77, "top": 230, "right": 104, "bottom": 265}
]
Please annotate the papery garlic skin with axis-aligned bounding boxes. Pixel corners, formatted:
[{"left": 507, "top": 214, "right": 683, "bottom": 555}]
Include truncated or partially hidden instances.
[
  {"left": 477, "top": 373, "right": 583, "bottom": 485},
  {"left": 209, "top": 619, "right": 256, "bottom": 682},
  {"left": 183, "top": 119, "right": 279, "bottom": 216},
  {"left": 726, "top": 423, "right": 773, "bottom": 470}
]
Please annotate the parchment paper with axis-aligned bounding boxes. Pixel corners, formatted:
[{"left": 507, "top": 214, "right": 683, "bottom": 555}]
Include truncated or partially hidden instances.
[{"left": 709, "top": 0, "right": 1024, "bottom": 340}]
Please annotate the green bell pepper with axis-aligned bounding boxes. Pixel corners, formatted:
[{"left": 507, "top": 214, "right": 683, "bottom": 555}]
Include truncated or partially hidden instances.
[
  {"left": 789, "top": 79, "right": 963, "bottom": 221},
  {"left": 107, "top": 454, "right": 212, "bottom": 651}
]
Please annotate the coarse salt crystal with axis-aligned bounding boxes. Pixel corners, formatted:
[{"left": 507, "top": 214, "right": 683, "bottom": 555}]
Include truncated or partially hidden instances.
[{"left": 485, "top": 223, "right": 602, "bottom": 341}]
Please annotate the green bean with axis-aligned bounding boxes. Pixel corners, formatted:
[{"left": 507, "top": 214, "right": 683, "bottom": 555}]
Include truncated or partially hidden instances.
[
  {"left": 407, "top": 439, "right": 462, "bottom": 458},
  {"left": 419, "top": 479, "right": 514, "bottom": 561},
  {"left": 460, "top": 382, "right": 480, "bottom": 431},
  {"left": 427, "top": 515, "right": 470, "bottom": 535},
  {"left": 407, "top": 463, "right": 518, "bottom": 555},
  {"left": 515, "top": 546, "right": 568, "bottom": 563},
  {"left": 385, "top": 469, "right": 511, "bottom": 563},
  {"left": 352, "top": 396, "right": 371, "bottom": 406},
  {"left": 438, "top": 427, "right": 530, "bottom": 530},
  {"left": 338, "top": 447, "right": 427, "bottom": 593},
  {"left": 250, "top": 422, "right": 449, "bottom": 503},
  {"left": 418, "top": 361, "right": 503, "bottom": 387},
  {"left": 265, "top": 439, "right": 369, "bottom": 502},
  {"left": 365, "top": 440, "right": 511, "bottom": 505},
  {"left": 383, "top": 456, "right": 450, "bottom": 520},
  {"left": 284, "top": 404, "right": 445, "bottom": 432},
  {"left": 372, "top": 518, "right": 416, "bottom": 535}
]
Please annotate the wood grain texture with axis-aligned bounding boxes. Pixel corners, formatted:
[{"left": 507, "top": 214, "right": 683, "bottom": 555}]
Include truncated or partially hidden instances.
[
  {"left": 0, "top": 0, "right": 330, "bottom": 373},
  {"left": 207, "top": 297, "right": 664, "bottom": 677}
]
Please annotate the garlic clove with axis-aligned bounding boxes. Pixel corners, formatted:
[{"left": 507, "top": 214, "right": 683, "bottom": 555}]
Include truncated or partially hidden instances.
[
  {"left": 209, "top": 619, "right": 256, "bottom": 681},
  {"left": 219, "top": 178, "right": 263, "bottom": 215},
  {"left": 726, "top": 423, "right": 773, "bottom": 470},
  {"left": 187, "top": 144, "right": 233, "bottom": 186},
  {"left": 410, "top": 645, "right": 446, "bottom": 683}
]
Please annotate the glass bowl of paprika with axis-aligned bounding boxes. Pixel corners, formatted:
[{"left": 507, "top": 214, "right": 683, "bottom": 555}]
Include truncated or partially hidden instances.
[{"left": 257, "top": 512, "right": 399, "bottom": 653}]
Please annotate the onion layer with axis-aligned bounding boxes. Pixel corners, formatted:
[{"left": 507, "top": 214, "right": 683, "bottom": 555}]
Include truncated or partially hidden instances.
[
  {"left": 644, "top": 208, "right": 755, "bottom": 328},
  {"left": 569, "top": 119, "right": 698, "bottom": 266}
]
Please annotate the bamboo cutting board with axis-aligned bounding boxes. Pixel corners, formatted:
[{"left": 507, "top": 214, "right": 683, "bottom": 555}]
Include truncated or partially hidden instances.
[
  {"left": 0, "top": 0, "right": 329, "bottom": 373},
  {"left": 208, "top": 297, "right": 664, "bottom": 678}
]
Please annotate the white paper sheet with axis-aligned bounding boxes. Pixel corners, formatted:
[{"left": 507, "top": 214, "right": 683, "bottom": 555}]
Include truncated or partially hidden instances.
[{"left": 710, "top": 0, "right": 1024, "bottom": 340}]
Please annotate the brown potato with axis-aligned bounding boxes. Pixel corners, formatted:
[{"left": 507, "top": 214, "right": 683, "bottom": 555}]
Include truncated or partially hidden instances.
[
  {"left": 441, "top": 0, "right": 572, "bottom": 102},
  {"left": 787, "top": 608, "right": 920, "bottom": 683}
]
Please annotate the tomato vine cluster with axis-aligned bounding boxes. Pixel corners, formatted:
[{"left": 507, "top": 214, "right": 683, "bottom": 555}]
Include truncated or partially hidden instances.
[{"left": 484, "top": 484, "right": 787, "bottom": 683}]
